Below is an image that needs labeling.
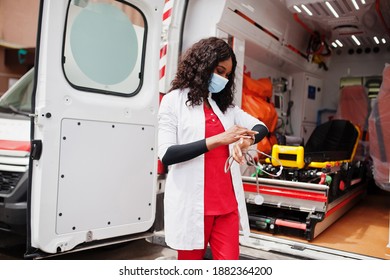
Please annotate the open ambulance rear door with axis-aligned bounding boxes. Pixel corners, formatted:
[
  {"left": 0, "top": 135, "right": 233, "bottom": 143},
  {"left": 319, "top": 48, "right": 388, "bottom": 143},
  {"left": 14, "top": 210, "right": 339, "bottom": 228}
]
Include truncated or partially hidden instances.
[{"left": 27, "top": 0, "right": 164, "bottom": 256}]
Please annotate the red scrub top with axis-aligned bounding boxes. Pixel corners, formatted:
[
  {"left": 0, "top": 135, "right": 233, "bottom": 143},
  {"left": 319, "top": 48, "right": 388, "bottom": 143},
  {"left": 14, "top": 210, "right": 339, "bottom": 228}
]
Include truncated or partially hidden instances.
[{"left": 204, "top": 103, "right": 238, "bottom": 215}]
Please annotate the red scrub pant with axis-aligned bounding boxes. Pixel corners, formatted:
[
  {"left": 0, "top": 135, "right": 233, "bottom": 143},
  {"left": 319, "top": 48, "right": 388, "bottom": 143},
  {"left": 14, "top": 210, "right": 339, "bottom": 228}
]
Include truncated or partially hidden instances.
[{"left": 177, "top": 209, "right": 239, "bottom": 260}]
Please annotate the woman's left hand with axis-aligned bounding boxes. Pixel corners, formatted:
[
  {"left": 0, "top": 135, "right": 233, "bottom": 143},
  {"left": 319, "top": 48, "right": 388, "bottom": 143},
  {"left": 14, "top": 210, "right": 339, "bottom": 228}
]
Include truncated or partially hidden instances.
[{"left": 232, "top": 136, "right": 254, "bottom": 164}]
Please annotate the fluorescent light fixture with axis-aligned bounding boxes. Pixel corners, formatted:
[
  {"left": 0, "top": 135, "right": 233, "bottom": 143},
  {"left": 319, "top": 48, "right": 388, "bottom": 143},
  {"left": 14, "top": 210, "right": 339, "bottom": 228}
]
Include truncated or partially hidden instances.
[
  {"left": 301, "top": 4, "right": 313, "bottom": 16},
  {"left": 332, "top": 42, "right": 338, "bottom": 48},
  {"left": 293, "top": 5, "right": 302, "bottom": 13},
  {"left": 352, "top": 0, "right": 360, "bottom": 10},
  {"left": 374, "top": 36, "right": 380, "bottom": 44},
  {"left": 325, "top": 2, "right": 339, "bottom": 18},
  {"left": 382, "top": 38, "right": 387, "bottom": 44},
  {"left": 336, "top": 39, "right": 343, "bottom": 47},
  {"left": 361, "top": 0, "right": 366, "bottom": 4},
  {"left": 351, "top": 35, "right": 361, "bottom": 46}
]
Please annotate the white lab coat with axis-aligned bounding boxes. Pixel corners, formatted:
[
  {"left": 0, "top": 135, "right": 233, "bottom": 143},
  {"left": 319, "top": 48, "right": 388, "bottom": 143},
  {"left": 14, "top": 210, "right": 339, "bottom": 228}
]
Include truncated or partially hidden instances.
[{"left": 158, "top": 88, "right": 265, "bottom": 250}]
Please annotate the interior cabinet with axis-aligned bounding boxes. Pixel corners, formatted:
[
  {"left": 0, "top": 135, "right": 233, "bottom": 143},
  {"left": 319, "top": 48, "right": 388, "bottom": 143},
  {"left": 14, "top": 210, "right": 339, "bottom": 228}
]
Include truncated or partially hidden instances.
[{"left": 290, "top": 72, "right": 323, "bottom": 145}]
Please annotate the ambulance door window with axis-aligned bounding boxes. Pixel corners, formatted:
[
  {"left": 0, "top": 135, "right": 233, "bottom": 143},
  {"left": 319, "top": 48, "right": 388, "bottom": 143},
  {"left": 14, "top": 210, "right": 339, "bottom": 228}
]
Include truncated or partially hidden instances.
[{"left": 63, "top": 0, "right": 146, "bottom": 96}]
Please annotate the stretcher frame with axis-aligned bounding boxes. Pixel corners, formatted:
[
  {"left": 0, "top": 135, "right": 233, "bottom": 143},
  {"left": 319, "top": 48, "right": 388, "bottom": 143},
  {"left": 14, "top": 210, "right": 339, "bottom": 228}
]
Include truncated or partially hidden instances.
[{"left": 243, "top": 120, "right": 368, "bottom": 240}]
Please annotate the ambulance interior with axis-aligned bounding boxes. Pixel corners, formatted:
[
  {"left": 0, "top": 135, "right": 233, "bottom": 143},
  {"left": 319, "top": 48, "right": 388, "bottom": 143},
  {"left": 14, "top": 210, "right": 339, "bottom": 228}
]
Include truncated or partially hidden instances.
[
  {"left": 1, "top": 0, "right": 390, "bottom": 260},
  {"left": 178, "top": 0, "right": 390, "bottom": 259}
]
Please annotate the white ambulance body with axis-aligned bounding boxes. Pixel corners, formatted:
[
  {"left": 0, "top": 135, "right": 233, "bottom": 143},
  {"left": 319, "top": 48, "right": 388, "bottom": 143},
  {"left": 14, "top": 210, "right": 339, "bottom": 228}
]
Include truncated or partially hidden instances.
[{"left": 0, "top": 0, "right": 389, "bottom": 259}]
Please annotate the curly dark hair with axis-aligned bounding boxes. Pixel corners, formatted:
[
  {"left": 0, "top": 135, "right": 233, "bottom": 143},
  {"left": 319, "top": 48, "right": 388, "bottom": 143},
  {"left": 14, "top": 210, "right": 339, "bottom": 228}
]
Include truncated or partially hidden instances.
[{"left": 169, "top": 37, "right": 237, "bottom": 113}]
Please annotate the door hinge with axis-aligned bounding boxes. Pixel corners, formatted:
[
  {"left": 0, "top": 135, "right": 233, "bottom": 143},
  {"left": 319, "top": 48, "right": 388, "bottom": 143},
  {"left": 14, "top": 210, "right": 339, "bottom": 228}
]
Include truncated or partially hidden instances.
[{"left": 31, "top": 140, "right": 42, "bottom": 160}]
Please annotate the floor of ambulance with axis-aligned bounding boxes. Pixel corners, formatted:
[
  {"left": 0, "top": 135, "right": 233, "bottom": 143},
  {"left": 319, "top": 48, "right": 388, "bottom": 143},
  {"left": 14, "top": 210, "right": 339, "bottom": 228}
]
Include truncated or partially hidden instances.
[{"left": 251, "top": 185, "right": 390, "bottom": 259}]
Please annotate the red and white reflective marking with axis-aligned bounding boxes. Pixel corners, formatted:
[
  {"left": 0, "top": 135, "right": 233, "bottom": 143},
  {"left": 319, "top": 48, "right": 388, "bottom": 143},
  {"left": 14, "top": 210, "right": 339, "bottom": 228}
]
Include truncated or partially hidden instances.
[{"left": 159, "top": 0, "right": 174, "bottom": 94}]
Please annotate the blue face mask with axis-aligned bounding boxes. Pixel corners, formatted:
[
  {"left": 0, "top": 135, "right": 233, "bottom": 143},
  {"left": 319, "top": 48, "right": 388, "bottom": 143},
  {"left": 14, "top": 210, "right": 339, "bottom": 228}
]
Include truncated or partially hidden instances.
[{"left": 208, "top": 73, "right": 229, "bottom": 93}]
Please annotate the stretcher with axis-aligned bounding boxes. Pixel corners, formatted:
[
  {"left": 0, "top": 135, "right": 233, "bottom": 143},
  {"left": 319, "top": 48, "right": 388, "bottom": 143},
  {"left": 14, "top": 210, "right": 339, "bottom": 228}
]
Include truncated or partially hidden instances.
[{"left": 243, "top": 119, "right": 368, "bottom": 240}]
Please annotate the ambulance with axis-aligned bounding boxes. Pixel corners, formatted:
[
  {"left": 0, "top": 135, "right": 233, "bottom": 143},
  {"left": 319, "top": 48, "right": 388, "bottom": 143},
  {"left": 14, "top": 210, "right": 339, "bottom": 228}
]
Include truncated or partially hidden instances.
[{"left": 0, "top": 0, "right": 389, "bottom": 259}]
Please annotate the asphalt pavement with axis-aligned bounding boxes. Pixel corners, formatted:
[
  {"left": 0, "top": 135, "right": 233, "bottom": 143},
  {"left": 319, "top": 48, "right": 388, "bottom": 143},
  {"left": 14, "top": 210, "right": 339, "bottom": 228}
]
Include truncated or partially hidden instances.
[{"left": 0, "top": 231, "right": 176, "bottom": 260}]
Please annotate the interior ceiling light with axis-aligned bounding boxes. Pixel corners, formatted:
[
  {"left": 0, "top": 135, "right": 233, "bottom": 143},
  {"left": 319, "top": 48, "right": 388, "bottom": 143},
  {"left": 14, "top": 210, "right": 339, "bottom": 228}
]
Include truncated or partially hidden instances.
[
  {"left": 352, "top": 0, "right": 360, "bottom": 10},
  {"left": 325, "top": 1, "right": 339, "bottom": 18},
  {"left": 351, "top": 35, "right": 361, "bottom": 45},
  {"left": 332, "top": 42, "right": 338, "bottom": 48},
  {"left": 361, "top": 0, "right": 366, "bottom": 4},
  {"left": 382, "top": 38, "right": 387, "bottom": 44},
  {"left": 374, "top": 36, "right": 380, "bottom": 44},
  {"left": 336, "top": 39, "right": 344, "bottom": 47},
  {"left": 301, "top": 4, "right": 313, "bottom": 16},
  {"left": 293, "top": 5, "right": 302, "bottom": 13}
]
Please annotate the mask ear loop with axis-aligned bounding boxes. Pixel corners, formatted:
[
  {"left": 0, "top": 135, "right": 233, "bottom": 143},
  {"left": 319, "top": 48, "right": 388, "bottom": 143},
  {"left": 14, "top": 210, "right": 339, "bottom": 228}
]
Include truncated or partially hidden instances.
[{"left": 224, "top": 154, "right": 235, "bottom": 173}]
